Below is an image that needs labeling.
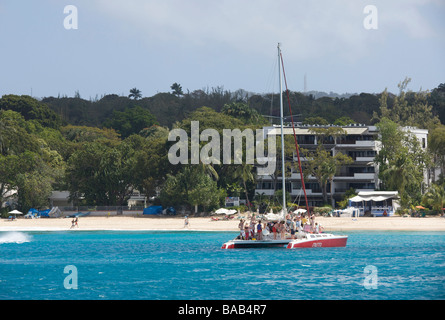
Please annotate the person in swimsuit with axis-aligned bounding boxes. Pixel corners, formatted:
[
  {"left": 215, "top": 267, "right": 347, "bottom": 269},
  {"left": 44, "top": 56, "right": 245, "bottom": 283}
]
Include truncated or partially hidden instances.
[{"left": 238, "top": 219, "right": 245, "bottom": 239}]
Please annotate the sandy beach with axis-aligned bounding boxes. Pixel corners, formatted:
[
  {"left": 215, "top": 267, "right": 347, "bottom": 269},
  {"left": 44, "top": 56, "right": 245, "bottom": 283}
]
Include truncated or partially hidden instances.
[{"left": 1, "top": 215, "right": 444, "bottom": 232}]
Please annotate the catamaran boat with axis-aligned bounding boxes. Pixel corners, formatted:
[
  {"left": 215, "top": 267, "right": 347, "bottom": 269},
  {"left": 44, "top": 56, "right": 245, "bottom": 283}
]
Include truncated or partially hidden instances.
[
  {"left": 222, "top": 232, "right": 348, "bottom": 249},
  {"left": 221, "top": 44, "right": 348, "bottom": 249}
]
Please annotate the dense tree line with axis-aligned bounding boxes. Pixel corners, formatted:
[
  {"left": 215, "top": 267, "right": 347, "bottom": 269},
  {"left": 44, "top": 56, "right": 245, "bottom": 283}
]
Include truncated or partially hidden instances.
[
  {"left": 40, "top": 83, "right": 445, "bottom": 129},
  {"left": 0, "top": 80, "right": 444, "bottom": 215}
]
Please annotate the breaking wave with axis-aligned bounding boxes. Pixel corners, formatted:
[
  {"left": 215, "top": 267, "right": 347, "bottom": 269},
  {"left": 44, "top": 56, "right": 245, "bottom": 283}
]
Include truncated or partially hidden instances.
[{"left": 0, "top": 232, "right": 32, "bottom": 244}]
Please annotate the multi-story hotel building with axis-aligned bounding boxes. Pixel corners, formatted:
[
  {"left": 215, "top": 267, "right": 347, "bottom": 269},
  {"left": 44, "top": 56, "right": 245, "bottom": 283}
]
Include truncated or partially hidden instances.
[{"left": 255, "top": 124, "right": 429, "bottom": 208}]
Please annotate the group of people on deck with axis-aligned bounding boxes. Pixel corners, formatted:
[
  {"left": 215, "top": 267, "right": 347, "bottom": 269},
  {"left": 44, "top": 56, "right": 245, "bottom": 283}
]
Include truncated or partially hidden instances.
[{"left": 237, "top": 212, "right": 323, "bottom": 241}]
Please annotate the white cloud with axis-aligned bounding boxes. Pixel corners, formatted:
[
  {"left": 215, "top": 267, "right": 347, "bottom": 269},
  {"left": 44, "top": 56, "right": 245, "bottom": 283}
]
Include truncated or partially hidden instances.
[
  {"left": 89, "top": 1, "right": 369, "bottom": 60},
  {"left": 378, "top": 0, "right": 440, "bottom": 39},
  {"left": 88, "top": 0, "right": 443, "bottom": 67}
]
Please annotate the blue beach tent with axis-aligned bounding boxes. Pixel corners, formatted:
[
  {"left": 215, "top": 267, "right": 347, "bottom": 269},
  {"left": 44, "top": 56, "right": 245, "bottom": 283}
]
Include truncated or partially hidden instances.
[
  {"left": 143, "top": 206, "right": 163, "bottom": 215},
  {"left": 38, "top": 209, "right": 51, "bottom": 217},
  {"left": 28, "top": 208, "right": 51, "bottom": 218},
  {"left": 27, "top": 208, "right": 39, "bottom": 217}
]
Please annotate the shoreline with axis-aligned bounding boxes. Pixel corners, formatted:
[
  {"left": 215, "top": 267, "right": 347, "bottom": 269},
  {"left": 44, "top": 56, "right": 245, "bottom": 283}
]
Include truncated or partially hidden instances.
[{"left": 1, "top": 216, "right": 444, "bottom": 232}]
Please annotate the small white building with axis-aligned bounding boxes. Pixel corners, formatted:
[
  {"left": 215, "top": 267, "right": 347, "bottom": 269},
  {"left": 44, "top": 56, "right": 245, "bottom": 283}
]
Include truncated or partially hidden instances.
[{"left": 348, "top": 191, "right": 400, "bottom": 216}]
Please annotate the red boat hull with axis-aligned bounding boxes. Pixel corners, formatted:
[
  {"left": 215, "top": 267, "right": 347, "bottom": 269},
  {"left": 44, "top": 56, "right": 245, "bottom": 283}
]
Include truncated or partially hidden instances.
[
  {"left": 221, "top": 234, "right": 348, "bottom": 249},
  {"left": 287, "top": 235, "right": 348, "bottom": 248}
]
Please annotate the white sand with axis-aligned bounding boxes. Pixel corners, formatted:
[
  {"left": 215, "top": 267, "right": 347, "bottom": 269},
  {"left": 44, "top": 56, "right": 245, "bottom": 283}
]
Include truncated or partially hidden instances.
[{"left": 1, "top": 215, "right": 444, "bottom": 232}]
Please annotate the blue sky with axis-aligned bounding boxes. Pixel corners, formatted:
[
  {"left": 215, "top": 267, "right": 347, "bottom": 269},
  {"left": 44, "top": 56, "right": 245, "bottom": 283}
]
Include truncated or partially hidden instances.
[{"left": 0, "top": 0, "right": 444, "bottom": 99}]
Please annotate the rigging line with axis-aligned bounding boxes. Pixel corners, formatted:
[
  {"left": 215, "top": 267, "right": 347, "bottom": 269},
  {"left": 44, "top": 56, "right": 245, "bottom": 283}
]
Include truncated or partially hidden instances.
[
  {"left": 279, "top": 52, "right": 310, "bottom": 214},
  {"left": 263, "top": 56, "right": 278, "bottom": 125}
]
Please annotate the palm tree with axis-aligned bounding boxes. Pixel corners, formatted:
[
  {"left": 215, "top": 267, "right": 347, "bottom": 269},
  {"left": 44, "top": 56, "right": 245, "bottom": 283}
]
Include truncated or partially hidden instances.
[
  {"left": 422, "top": 184, "right": 445, "bottom": 216},
  {"left": 170, "top": 83, "right": 183, "bottom": 97},
  {"left": 380, "top": 155, "right": 419, "bottom": 208},
  {"left": 233, "top": 163, "right": 254, "bottom": 212},
  {"left": 198, "top": 162, "right": 219, "bottom": 181},
  {"left": 128, "top": 88, "right": 142, "bottom": 100},
  {"left": 305, "top": 145, "right": 353, "bottom": 205}
]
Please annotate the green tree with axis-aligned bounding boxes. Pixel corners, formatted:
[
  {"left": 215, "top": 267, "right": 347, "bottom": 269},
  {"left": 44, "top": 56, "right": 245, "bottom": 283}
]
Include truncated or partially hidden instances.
[
  {"left": 176, "top": 106, "right": 245, "bottom": 135},
  {"left": 171, "top": 83, "right": 183, "bottom": 96},
  {"left": 0, "top": 111, "right": 64, "bottom": 211},
  {"left": 303, "top": 116, "right": 329, "bottom": 125},
  {"left": 61, "top": 125, "right": 120, "bottom": 144},
  {"left": 160, "top": 166, "right": 224, "bottom": 212},
  {"left": 0, "top": 110, "right": 39, "bottom": 155},
  {"left": 375, "top": 118, "right": 430, "bottom": 208},
  {"left": 0, "top": 95, "right": 62, "bottom": 129},
  {"left": 429, "top": 125, "right": 445, "bottom": 183},
  {"left": 188, "top": 171, "right": 224, "bottom": 213},
  {"left": 337, "top": 188, "right": 357, "bottom": 209},
  {"left": 429, "top": 83, "right": 445, "bottom": 124},
  {"left": 131, "top": 130, "right": 172, "bottom": 199},
  {"left": 373, "top": 78, "right": 440, "bottom": 129},
  {"left": 333, "top": 116, "right": 355, "bottom": 126},
  {"left": 66, "top": 139, "right": 139, "bottom": 207},
  {"left": 233, "top": 163, "right": 255, "bottom": 211},
  {"left": 16, "top": 165, "right": 56, "bottom": 210},
  {"left": 221, "top": 102, "right": 266, "bottom": 125},
  {"left": 129, "top": 88, "right": 142, "bottom": 100},
  {"left": 304, "top": 145, "right": 353, "bottom": 205},
  {"left": 303, "top": 127, "right": 352, "bottom": 205},
  {"left": 103, "top": 106, "right": 158, "bottom": 138},
  {"left": 422, "top": 183, "right": 445, "bottom": 216},
  {"left": 0, "top": 154, "right": 22, "bottom": 208},
  {"left": 380, "top": 157, "right": 417, "bottom": 206}
]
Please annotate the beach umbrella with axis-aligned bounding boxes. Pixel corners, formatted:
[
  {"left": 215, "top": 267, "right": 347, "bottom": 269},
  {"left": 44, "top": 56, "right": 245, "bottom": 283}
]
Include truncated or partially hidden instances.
[
  {"left": 293, "top": 208, "right": 307, "bottom": 214},
  {"left": 226, "top": 209, "right": 237, "bottom": 215},
  {"left": 415, "top": 206, "right": 426, "bottom": 210},
  {"left": 8, "top": 210, "right": 23, "bottom": 215},
  {"left": 8, "top": 209, "right": 23, "bottom": 219}
]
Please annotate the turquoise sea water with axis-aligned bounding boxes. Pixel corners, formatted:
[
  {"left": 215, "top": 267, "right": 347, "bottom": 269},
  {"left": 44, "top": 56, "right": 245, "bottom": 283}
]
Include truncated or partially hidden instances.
[{"left": 0, "top": 230, "right": 444, "bottom": 300}]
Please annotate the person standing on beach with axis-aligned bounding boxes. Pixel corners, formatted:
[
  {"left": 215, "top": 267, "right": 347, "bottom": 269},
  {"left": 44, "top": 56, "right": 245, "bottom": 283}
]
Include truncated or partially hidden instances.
[
  {"left": 69, "top": 217, "right": 79, "bottom": 229},
  {"left": 184, "top": 216, "right": 189, "bottom": 228},
  {"left": 256, "top": 220, "right": 263, "bottom": 240}
]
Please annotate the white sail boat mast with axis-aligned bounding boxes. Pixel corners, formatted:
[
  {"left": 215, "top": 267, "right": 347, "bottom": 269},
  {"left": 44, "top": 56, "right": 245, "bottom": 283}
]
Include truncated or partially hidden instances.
[{"left": 278, "top": 43, "right": 286, "bottom": 217}]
